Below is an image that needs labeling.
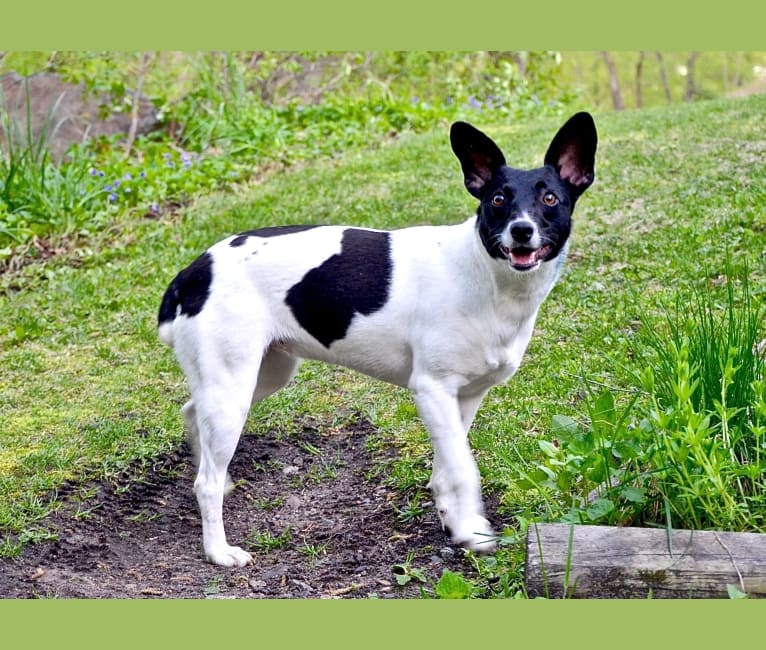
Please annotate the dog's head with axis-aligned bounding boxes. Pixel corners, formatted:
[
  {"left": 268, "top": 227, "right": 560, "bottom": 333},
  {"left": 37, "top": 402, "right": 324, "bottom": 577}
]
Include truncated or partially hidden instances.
[{"left": 450, "top": 113, "right": 597, "bottom": 272}]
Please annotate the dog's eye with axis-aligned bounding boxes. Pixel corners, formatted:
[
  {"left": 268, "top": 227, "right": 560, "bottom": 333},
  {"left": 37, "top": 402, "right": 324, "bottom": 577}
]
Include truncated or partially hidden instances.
[
  {"left": 542, "top": 192, "right": 558, "bottom": 207},
  {"left": 491, "top": 193, "right": 506, "bottom": 207}
]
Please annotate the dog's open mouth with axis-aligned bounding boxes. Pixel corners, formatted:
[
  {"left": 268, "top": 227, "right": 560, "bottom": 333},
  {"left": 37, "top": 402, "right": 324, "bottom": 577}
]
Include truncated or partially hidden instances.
[{"left": 500, "top": 244, "right": 552, "bottom": 271}]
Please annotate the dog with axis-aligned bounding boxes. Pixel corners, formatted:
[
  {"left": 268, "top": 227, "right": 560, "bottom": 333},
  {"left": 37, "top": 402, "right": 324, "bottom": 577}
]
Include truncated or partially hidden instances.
[{"left": 158, "top": 113, "right": 597, "bottom": 567}]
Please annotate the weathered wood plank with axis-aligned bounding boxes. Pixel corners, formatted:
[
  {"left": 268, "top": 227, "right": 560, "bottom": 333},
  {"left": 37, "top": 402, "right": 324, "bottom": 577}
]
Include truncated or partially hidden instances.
[{"left": 525, "top": 523, "right": 766, "bottom": 598}]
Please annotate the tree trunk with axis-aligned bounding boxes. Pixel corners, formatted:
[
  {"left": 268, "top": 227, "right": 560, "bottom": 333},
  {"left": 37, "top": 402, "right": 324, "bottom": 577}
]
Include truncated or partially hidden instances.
[
  {"left": 635, "top": 51, "right": 645, "bottom": 108},
  {"left": 600, "top": 51, "right": 624, "bottom": 110},
  {"left": 685, "top": 51, "right": 700, "bottom": 101},
  {"left": 655, "top": 52, "right": 673, "bottom": 104}
]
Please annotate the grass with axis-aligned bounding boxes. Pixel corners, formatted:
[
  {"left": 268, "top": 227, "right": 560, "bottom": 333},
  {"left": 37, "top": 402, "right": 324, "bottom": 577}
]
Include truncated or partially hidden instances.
[
  {"left": 1, "top": 94, "right": 765, "bottom": 597},
  {"left": 245, "top": 526, "right": 294, "bottom": 553}
]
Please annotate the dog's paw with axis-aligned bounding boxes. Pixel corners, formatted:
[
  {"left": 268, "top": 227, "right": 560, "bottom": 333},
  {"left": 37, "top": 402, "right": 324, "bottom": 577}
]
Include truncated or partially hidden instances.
[
  {"left": 449, "top": 515, "right": 497, "bottom": 554},
  {"left": 206, "top": 544, "right": 254, "bottom": 567}
]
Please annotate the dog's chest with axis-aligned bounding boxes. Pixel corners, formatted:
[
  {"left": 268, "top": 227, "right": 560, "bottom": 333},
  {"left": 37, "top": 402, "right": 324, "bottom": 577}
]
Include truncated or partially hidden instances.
[{"left": 466, "top": 305, "right": 538, "bottom": 384}]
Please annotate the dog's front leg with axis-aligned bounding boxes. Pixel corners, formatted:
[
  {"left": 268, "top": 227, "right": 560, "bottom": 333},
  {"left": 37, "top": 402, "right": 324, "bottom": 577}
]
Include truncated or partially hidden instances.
[{"left": 412, "top": 380, "right": 496, "bottom": 553}]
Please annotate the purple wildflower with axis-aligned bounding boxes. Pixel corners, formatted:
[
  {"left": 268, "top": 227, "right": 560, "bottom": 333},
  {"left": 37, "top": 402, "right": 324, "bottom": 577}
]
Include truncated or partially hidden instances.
[{"left": 468, "top": 95, "right": 482, "bottom": 110}]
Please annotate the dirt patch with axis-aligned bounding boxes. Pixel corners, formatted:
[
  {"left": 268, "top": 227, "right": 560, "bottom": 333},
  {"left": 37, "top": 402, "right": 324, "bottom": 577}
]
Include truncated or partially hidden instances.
[{"left": 0, "top": 418, "right": 490, "bottom": 599}]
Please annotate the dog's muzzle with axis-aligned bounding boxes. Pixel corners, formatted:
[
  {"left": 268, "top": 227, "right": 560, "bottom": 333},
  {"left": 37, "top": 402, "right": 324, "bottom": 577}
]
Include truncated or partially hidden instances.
[{"left": 499, "top": 244, "right": 552, "bottom": 271}]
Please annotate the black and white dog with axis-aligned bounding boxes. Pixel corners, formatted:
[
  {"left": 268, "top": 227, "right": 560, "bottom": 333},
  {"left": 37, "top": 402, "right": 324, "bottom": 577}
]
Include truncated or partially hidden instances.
[{"left": 158, "top": 113, "right": 597, "bottom": 567}]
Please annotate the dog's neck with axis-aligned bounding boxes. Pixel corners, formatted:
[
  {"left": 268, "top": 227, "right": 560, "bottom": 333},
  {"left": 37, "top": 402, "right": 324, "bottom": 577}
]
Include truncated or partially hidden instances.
[{"left": 459, "top": 215, "right": 563, "bottom": 306}]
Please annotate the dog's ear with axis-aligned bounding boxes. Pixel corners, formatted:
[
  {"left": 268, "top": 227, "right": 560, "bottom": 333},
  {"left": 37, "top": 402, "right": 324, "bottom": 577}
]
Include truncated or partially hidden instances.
[
  {"left": 544, "top": 112, "right": 597, "bottom": 199},
  {"left": 450, "top": 121, "right": 506, "bottom": 198}
]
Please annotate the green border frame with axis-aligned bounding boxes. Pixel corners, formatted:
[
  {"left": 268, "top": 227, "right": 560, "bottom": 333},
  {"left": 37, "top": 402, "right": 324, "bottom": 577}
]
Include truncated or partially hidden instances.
[
  {"left": 2, "top": 0, "right": 765, "bottom": 648},
  {"left": 1, "top": 0, "right": 765, "bottom": 49},
  {"left": 5, "top": 600, "right": 766, "bottom": 646}
]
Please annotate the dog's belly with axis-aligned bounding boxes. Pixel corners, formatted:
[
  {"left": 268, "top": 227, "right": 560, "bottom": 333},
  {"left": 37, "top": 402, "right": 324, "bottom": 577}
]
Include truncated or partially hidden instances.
[
  {"left": 277, "top": 321, "right": 415, "bottom": 388},
  {"left": 278, "top": 309, "right": 529, "bottom": 396}
]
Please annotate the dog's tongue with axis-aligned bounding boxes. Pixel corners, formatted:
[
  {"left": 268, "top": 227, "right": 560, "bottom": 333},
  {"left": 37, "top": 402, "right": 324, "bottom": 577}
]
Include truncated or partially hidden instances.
[{"left": 510, "top": 249, "right": 537, "bottom": 266}]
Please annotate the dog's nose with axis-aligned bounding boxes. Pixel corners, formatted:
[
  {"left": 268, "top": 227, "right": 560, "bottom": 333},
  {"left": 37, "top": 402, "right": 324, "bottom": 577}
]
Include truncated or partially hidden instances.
[{"left": 510, "top": 222, "right": 534, "bottom": 244}]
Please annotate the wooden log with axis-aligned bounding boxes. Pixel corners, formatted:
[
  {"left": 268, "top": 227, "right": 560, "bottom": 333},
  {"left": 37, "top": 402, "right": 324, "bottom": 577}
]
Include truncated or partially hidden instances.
[{"left": 525, "top": 523, "right": 766, "bottom": 598}]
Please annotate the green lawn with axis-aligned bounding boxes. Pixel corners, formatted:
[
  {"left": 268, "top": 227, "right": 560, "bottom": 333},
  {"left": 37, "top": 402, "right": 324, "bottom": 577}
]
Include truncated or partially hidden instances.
[{"left": 1, "top": 95, "right": 765, "bottom": 592}]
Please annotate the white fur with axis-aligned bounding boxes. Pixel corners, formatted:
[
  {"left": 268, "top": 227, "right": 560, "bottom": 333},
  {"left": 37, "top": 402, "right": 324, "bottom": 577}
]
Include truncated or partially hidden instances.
[{"left": 162, "top": 216, "right": 561, "bottom": 566}]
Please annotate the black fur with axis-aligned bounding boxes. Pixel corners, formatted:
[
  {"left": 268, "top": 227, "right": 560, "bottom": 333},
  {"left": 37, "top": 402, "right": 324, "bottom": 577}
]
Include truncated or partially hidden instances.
[
  {"left": 158, "top": 252, "right": 214, "bottom": 324},
  {"left": 285, "top": 228, "right": 392, "bottom": 348},
  {"left": 450, "top": 113, "right": 597, "bottom": 265},
  {"left": 229, "top": 224, "right": 320, "bottom": 247},
  {"left": 476, "top": 166, "right": 574, "bottom": 262}
]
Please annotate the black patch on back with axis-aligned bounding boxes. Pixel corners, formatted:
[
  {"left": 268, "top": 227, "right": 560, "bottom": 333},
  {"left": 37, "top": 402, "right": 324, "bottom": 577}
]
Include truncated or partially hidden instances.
[
  {"left": 230, "top": 224, "right": 319, "bottom": 247},
  {"left": 157, "top": 251, "right": 214, "bottom": 324},
  {"left": 285, "top": 228, "right": 392, "bottom": 348}
]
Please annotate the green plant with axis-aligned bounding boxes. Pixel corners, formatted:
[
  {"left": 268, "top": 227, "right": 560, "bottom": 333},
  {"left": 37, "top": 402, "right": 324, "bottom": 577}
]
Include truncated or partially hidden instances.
[
  {"left": 632, "top": 261, "right": 765, "bottom": 532},
  {"left": 254, "top": 496, "right": 286, "bottom": 511},
  {"left": 517, "top": 260, "right": 766, "bottom": 533},
  {"left": 392, "top": 551, "right": 428, "bottom": 587},
  {"left": 638, "top": 263, "right": 765, "bottom": 463},
  {"left": 203, "top": 575, "right": 224, "bottom": 596},
  {"left": 245, "top": 526, "right": 293, "bottom": 553},
  {"left": 515, "top": 387, "right": 648, "bottom": 526},
  {"left": 127, "top": 509, "right": 160, "bottom": 523},
  {"left": 392, "top": 494, "right": 429, "bottom": 523},
  {"left": 298, "top": 538, "right": 331, "bottom": 563},
  {"left": 433, "top": 568, "right": 473, "bottom": 599},
  {"left": 0, "top": 83, "right": 105, "bottom": 249}
]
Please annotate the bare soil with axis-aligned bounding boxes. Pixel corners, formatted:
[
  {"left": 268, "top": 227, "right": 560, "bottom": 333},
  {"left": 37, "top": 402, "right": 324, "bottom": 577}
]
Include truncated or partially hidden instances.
[{"left": 0, "top": 418, "right": 489, "bottom": 599}]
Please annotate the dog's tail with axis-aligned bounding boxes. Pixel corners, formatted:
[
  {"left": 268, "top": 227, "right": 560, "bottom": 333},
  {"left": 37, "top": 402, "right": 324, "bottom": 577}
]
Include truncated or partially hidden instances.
[{"left": 157, "top": 279, "right": 179, "bottom": 348}]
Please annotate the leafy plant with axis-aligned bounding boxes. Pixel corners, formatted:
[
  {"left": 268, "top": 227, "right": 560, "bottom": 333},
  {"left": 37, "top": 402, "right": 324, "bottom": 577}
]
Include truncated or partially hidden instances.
[
  {"left": 635, "top": 265, "right": 766, "bottom": 531},
  {"left": 434, "top": 568, "right": 473, "bottom": 599},
  {"left": 392, "top": 551, "right": 428, "bottom": 586},
  {"left": 637, "top": 262, "right": 765, "bottom": 468},
  {"left": 515, "top": 387, "right": 648, "bottom": 526},
  {"left": 203, "top": 575, "right": 224, "bottom": 596},
  {"left": 517, "top": 259, "right": 766, "bottom": 533}
]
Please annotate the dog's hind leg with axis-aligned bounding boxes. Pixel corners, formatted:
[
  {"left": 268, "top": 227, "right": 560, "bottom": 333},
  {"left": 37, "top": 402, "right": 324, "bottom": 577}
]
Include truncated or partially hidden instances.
[
  {"left": 191, "top": 359, "right": 261, "bottom": 567},
  {"left": 183, "top": 399, "right": 236, "bottom": 494},
  {"left": 184, "top": 345, "right": 298, "bottom": 567}
]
